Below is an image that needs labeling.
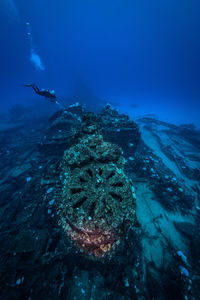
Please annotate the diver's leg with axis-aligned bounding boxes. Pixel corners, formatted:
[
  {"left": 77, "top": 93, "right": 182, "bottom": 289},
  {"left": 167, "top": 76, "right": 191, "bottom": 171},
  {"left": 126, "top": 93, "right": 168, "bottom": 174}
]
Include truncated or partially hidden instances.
[{"left": 32, "top": 84, "right": 40, "bottom": 94}]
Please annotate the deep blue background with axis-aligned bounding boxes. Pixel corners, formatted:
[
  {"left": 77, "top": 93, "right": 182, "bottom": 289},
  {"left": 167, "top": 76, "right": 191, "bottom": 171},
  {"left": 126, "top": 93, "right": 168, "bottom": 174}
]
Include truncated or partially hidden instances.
[{"left": 0, "top": 0, "right": 200, "bottom": 125}]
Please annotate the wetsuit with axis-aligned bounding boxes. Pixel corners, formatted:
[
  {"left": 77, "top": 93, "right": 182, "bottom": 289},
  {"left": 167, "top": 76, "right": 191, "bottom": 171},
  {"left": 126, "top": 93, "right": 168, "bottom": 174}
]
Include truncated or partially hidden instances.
[{"left": 25, "top": 83, "right": 57, "bottom": 102}]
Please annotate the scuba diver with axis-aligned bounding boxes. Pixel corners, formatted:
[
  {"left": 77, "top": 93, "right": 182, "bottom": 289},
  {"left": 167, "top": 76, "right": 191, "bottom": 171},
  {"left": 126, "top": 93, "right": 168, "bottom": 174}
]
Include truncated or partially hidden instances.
[{"left": 24, "top": 83, "right": 57, "bottom": 103}]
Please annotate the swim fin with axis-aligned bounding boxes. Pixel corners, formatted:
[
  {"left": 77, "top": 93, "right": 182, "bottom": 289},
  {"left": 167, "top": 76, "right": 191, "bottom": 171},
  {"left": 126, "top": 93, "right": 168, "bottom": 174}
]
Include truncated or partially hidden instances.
[{"left": 24, "top": 83, "right": 35, "bottom": 87}]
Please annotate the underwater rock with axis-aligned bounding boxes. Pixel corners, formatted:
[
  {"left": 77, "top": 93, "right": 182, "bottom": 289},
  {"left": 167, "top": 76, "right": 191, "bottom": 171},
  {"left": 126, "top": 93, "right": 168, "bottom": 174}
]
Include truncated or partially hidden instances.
[
  {"left": 38, "top": 104, "right": 140, "bottom": 160},
  {"left": 38, "top": 109, "right": 82, "bottom": 156},
  {"left": 67, "top": 112, "right": 100, "bottom": 145},
  {"left": 68, "top": 269, "right": 105, "bottom": 299},
  {"left": 1, "top": 105, "right": 200, "bottom": 299},
  {"left": 67, "top": 102, "right": 84, "bottom": 116},
  {"left": 56, "top": 130, "right": 137, "bottom": 259},
  {"left": 48, "top": 102, "right": 84, "bottom": 124},
  {"left": 98, "top": 104, "right": 140, "bottom": 157}
]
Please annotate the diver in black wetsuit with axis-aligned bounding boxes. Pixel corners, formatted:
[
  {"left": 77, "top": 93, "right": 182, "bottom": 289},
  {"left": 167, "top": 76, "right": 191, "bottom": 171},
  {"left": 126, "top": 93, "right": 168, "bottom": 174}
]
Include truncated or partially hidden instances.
[{"left": 24, "top": 83, "right": 57, "bottom": 103}]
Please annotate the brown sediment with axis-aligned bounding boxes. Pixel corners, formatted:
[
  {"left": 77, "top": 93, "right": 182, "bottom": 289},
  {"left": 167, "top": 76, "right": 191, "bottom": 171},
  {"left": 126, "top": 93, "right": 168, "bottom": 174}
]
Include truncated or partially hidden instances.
[{"left": 67, "top": 223, "right": 118, "bottom": 258}]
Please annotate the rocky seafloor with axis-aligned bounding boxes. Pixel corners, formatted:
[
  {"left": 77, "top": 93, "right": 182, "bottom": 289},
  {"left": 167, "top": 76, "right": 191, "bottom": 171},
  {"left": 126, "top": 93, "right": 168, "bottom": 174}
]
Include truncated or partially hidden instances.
[{"left": 0, "top": 103, "right": 200, "bottom": 300}]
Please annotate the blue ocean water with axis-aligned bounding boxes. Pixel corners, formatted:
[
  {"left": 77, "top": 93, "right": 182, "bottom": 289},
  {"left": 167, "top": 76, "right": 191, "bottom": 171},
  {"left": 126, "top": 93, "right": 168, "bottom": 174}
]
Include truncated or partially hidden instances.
[
  {"left": 0, "top": 0, "right": 200, "bottom": 126},
  {"left": 1, "top": 2, "right": 200, "bottom": 299}
]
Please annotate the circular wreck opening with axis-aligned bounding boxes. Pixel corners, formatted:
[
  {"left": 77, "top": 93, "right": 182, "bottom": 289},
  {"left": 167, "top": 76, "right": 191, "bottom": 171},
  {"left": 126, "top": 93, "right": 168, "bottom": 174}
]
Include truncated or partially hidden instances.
[{"left": 57, "top": 129, "right": 136, "bottom": 259}]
